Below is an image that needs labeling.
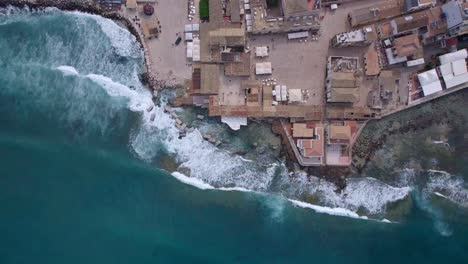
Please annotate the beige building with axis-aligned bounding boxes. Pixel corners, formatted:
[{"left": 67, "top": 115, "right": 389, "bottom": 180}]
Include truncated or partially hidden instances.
[{"left": 326, "top": 57, "right": 360, "bottom": 104}]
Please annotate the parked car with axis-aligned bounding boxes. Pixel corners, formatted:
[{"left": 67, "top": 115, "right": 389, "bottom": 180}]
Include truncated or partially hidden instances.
[{"left": 175, "top": 37, "right": 182, "bottom": 45}]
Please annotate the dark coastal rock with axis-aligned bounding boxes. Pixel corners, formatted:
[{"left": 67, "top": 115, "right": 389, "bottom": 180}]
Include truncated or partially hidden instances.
[{"left": 352, "top": 89, "right": 468, "bottom": 172}]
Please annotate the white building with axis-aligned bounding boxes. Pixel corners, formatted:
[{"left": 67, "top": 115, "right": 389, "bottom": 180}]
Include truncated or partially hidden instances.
[{"left": 417, "top": 69, "right": 443, "bottom": 96}]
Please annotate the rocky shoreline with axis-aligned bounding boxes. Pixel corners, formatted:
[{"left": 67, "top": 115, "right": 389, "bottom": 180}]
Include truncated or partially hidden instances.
[
  {"left": 353, "top": 89, "right": 468, "bottom": 174},
  {"left": 0, "top": 0, "right": 168, "bottom": 96},
  {"left": 3, "top": 0, "right": 467, "bottom": 189}
]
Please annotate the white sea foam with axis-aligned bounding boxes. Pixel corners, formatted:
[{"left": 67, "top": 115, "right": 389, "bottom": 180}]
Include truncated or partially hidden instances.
[
  {"left": 171, "top": 171, "right": 254, "bottom": 193},
  {"left": 56, "top": 65, "right": 79, "bottom": 76},
  {"left": 289, "top": 199, "right": 363, "bottom": 219},
  {"left": 48, "top": 8, "right": 414, "bottom": 220},
  {"left": 433, "top": 192, "right": 449, "bottom": 199},
  {"left": 218, "top": 186, "right": 253, "bottom": 192},
  {"left": 67, "top": 11, "right": 142, "bottom": 58},
  {"left": 283, "top": 175, "right": 412, "bottom": 215},
  {"left": 426, "top": 170, "right": 468, "bottom": 208},
  {"left": 427, "top": 169, "right": 452, "bottom": 176},
  {"left": 171, "top": 172, "right": 215, "bottom": 190}
]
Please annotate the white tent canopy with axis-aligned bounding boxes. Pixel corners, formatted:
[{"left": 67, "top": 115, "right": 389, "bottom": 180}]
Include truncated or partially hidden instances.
[
  {"left": 185, "top": 32, "right": 193, "bottom": 41},
  {"left": 192, "top": 38, "right": 200, "bottom": 62},
  {"left": 186, "top": 41, "right": 193, "bottom": 59},
  {"left": 273, "top": 85, "right": 288, "bottom": 101},
  {"left": 184, "top": 24, "right": 200, "bottom": 32},
  {"left": 184, "top": 24, "right": 193, "bottom": 32},
  {"left": 255, "top": 62, "right": 272, "bottom": 75},
  {"left": 255, "top": 46, "right": 268, "bottom": 57},
  {"left": 288, "top": 89, "right": 303, "bottom": 102}
]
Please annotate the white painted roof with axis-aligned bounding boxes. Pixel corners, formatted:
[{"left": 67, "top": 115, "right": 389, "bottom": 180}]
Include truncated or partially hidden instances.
[
  {"left": 385, "top": 48, "right": 407, "bottom": 65},
  {"left": 418, "top": 69, "right": 439, "bottom": 85},
  {"left": 444, "top": 72, "right": 468, "bottom": 88},
  {"left": 439, "top": 59, "right": 468, "bottom": 89},
  {"left": 439, "top": 49, "right": 467, "bottom": 65},
  {"left": 406, "top": 58, "right": 425, "bottom": 67},
  {"left": 287, "top": 31, "right": 309, "bottom": 40},
  {"left": 221, "top": 117, "right": 247, "bottom": 130},
  {"left": 452, "top": 59, "right": 467, "bottom": 76},
  {"left": 418, "top": 69, "right": 443, "bottom": 96},
  {"left": 422, "top": 81, "right": 443, "bottom": 96}
]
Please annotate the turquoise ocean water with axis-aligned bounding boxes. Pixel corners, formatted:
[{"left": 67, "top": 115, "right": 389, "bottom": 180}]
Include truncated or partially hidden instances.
[{"left": 0, "top": 7, "right": 467, "bottom": 263}]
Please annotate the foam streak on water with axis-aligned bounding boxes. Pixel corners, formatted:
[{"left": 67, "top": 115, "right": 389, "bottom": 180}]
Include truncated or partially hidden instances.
[{"left": 5, "top": 7, "right": 459, "bottom": 223}]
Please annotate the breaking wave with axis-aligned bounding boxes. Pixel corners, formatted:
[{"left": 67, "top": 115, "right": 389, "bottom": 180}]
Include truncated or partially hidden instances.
[
  {"left": 8, "top": 7, "right": 463, "bottom": 224},
  {"left": 426, "top": 170, "right": 468, "bottom": 208},
  {"left": 67, "top": 10, "right": 142, "bottom": 58},
  {"left": 56, "top": 65, "right": 79, "bottom": 76}
]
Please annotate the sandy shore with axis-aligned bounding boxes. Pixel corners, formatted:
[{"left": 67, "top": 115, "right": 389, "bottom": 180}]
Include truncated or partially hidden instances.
[
  {"left": 1, "top": 0, "right": 189, "bottom": 95},
  {"left": 121, "top": 0, "right": 193, "bottom": 89}
]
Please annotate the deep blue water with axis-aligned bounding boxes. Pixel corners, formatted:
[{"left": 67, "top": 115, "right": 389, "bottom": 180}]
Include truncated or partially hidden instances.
[{"left": 0, "top": 7, "right": 467, "bottom": 264}]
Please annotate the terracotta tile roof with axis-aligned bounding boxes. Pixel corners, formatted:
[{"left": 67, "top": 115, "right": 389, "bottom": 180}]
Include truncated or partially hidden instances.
[{"left": 393, "top": 33, "right": 422, "bottom": 57}]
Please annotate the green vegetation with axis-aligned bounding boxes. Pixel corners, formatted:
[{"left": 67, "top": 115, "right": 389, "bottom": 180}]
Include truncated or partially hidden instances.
[
  {"left": 199, "top": 0, "right": 209, "bottom": 21},
  {"left": 266, "top": 0, "right": 279, "bottom": 7},
  {"left": 423, "top": 61, "right": 435, "bottom": 71}
]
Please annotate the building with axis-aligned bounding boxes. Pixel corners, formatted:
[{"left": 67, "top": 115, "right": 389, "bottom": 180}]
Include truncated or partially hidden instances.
[
  {"left": 326, "top": 124, "right": 352, "bottom": 166},
  {"left": 423, "top": 6, "right": 448, "bottom": 44},
  {"left": 442, "top": 1, "right": 468, "bottom": 37},
  {"left": 404, "top": 0, "right": 436, "bottom": 13},
  {"left": 209, "top": 27, "right": 246, "bottom": 47},
  {"left": 348, "top": 0, "right": 406, "bottom": 27},
  {"left": 390, "top": 10, "right": 429, "bottom": 36},
  {"left": 192, "top": 64, "right": 220, "bottom": 96},
  {"left": 293, "top": 123, "right": 325, "bottom": 165},
  {"left": 438, "top": 49, "right": 468, "bottom": 89},
  {"left": 249, "top": 0, "right": 321, "bottom": 34},
  {"left": 439, "top": 58, "right": 468, "bottom": 89},
  {"left": 292, "top": 123, "right": 315, "bottom": 138},
  {"left": 328, "top": 125, "right": 352, "bottom": 144},
  {"left": 281, "top": 0, "right": 317, "bottom": 19},
  {"left": 393, "top": 34, "right": 422, "bottom": 58},
  {"left": 417, "top": 69, "right": 442, "bottom": 96},
  {"left": 326, "top": 57, "right": 360, "bottom": 103},
  {"left": 439, "top": 49, "right": 468, "bottom": 65},
  {"left": 331, "top": 25, "right": 378, "bottom": 48}
]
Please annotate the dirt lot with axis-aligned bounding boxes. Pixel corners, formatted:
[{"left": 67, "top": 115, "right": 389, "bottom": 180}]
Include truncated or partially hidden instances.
[{"left": 247, "top": 0, "right": 387, "bottom": 109}]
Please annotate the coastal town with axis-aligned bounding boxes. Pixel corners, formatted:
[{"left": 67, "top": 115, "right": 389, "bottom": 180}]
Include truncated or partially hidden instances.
[
  {"left": 110, "top": 0, "right": 467, "bottom": 168},
  {"left": 8, "top": 0, "right": 466, "bottom": 168}
]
